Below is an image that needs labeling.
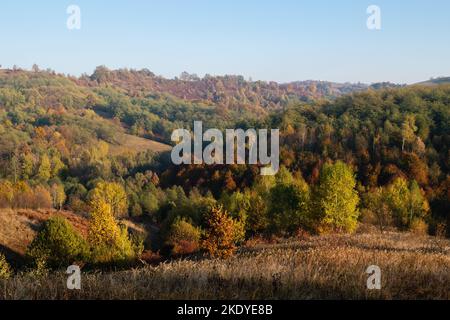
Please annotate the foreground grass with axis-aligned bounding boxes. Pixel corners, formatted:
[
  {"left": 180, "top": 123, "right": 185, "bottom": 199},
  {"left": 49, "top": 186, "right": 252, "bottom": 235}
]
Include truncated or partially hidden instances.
[{"left": 1, "top": 231, "right": 449, "bottom": 300}]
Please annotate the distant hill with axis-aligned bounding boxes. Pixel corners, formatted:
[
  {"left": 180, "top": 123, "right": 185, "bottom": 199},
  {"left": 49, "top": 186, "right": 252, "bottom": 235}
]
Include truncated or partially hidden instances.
[
  {"left": 0, "top": 67, "right": 379, "bottom": 146},
  {"left": 83, "top": 66, "right": 370, "bottom": 111},
  {"left": 414, "top": 77, "right": 450, "bottom": 86}
]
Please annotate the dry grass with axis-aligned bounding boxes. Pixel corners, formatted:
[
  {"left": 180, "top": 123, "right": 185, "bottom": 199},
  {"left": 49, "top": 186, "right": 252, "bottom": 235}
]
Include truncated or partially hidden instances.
[
  {"left": 108, "top": 133, "right": 171, "bottom": 156},
  {"left": 1, "top": 231, "right": 448, "bottom": 300}
]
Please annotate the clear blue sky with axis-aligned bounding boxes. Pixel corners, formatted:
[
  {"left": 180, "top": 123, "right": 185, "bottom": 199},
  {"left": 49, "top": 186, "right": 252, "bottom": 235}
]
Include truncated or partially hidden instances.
[{"left": 0, "top": 0, "right": 449, "bottom": 84}]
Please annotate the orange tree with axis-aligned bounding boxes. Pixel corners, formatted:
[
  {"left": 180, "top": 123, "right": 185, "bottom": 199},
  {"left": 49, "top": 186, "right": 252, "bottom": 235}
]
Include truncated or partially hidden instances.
[{"left": 201, "top": 205, "right": 245, "bottom": 258}]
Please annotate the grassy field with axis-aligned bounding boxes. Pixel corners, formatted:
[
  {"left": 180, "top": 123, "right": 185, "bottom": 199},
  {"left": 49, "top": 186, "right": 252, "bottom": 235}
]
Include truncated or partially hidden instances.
[
  {"left": 1, "top": 230, "right": 448, "bottom": 300},
  {"left": 108, "top": 133, "right": 171, "bottom": 156}
]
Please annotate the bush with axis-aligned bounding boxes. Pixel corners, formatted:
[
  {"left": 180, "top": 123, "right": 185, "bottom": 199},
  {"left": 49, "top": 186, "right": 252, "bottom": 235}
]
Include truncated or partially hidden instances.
[
  {"left": 27, "top": 217, "right": 89, "bottom": 269},
  {"left": 410, "top": 219, "right": 428, "bottom": 236},
  {"left": 165, "top": 218, "right": 201, "bottom": 255},
  {"left": 201, "top": 205, "right": 245, "bottom": 258},
  {"left": 0, "top": 253, "right": 12, "bottom": 279}
]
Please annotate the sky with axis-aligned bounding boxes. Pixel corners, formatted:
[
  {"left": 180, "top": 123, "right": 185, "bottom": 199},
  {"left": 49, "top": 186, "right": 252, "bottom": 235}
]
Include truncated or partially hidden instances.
[{"left": 0, "top": 0, "right": 449, "bottom": 84}]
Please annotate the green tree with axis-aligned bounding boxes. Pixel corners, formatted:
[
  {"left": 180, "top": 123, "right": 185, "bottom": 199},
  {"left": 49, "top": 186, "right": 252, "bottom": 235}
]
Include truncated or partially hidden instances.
[
  {"left": 50, "top": 155, "right": 65, "bottom": 177},
  {"left": 27, "top": 217, "right": 89, "bottom": 269},
  {"left": 409, "top": 180, "right": 430, "bottom": 224},
  {"left": 20, "top": 153, "right": 34, "bottom": 180},
  {"left": 268, "top": 169, "right": 310, "bottom": 235},
  {"left": 385, "top": 178, "right": 430, "bottom": 229},
  {"left": 221, "top": 189, "right": 270, "bottom": 236},
  {"left": 313, "top": 161, "right": 360, "bottom": 233},
  {"left": 37, "top": 154, "right": 51, "bottom": 182},
  {"left": 401, "top": 115, "right": 417, "bottom": 152},
  {"left": 363, "top": 188, "right": 392, "bottom": 232}
]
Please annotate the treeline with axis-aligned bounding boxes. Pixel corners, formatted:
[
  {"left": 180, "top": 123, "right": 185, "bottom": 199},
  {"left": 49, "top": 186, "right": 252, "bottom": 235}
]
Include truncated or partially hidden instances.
[
  {"left": 272, "top": 86, "right": 449, "bottom": 230},
  {"left": 9, "top": 160, "right": 433, "bottom": 273},
  {"left": 83, "top": 66, "right": 372, "bottom": 111}
]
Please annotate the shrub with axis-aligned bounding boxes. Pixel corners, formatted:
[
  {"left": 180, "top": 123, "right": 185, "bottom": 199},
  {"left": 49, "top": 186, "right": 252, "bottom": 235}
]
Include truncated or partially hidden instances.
[
  {"left": 0, "top": 253, "right": 12, "bottom": 279},
  {"left": 27, "top": 217, "right": 89, "bottom": 269},
  {"left": 410, "top": 219, "right": 428, "bottom": 236},
  {"left": 165, "top": 218, "right": 201, "bottom": 255},
  {"left": 201, "top": 205, "right": 245, "bottom": 258}
]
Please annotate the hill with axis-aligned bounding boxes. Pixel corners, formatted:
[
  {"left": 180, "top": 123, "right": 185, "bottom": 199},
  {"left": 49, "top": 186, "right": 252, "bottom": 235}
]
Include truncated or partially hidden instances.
[
  {"left": 0, "top": 208, "right": 157, "bottom": 268},
  {"left": 84, "top": 66, "right": 370, "bottom": 111},
  {"left": 414, "top": 77, "right": 450, "bottom": 86},
  {"left": 0, "top": 66, "right": 449, "bottom": 282}
]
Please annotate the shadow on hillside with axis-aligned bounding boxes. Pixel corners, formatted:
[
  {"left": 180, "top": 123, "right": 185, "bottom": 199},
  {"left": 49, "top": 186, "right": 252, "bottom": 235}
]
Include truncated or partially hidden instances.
[
  {"left": 352, "top": 242, "right": 448, "bottom": 255},
  {"left": 0, "top": 244, "right": 26, "bottom": 269},
  {"left": 241, "top": 238, "right": 449, "bottom": 256}
]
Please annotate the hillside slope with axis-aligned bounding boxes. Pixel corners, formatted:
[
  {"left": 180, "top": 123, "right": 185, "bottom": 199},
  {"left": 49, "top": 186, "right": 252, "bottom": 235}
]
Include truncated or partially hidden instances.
[
  {"left": 0, "top": 209, "right": 89, "bottom": 266},
  {"left": 414, "top": 77, "right": 450, "bottom": 86},
  {"left": 108, "top": 133, "right": 171, "bottom": 156}
]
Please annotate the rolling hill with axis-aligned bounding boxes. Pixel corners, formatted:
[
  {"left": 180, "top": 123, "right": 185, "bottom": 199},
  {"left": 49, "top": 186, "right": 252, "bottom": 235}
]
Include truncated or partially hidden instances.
[{"left": 414, "top": 77, "right": 450, "bottom": 86}]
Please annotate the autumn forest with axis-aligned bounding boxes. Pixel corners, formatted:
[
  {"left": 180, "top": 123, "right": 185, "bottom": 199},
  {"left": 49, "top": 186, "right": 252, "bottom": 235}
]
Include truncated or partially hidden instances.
[{"left": 0, "top": 66, "right": 448, "bottom": 299}]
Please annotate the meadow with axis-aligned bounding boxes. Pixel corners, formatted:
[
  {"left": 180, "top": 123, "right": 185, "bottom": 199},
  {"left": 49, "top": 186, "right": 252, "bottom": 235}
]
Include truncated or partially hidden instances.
[{"left": 1, "top": 229, "right": 448, "bottom": 300}]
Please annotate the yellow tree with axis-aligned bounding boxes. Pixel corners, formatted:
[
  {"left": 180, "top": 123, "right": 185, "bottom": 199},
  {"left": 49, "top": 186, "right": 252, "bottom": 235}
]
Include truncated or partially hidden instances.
[
  {"left": 37, "top": 154, "right": 51, "bottom": 182},
  {"left": 401, "top": 115, "right": 417, "bottom": 152},
  {"left": 88, "top": 181, "right": 128, "bottom": 217},
  {"left": 88, "top": 201, "right": 120, "bottom": 246},
  {"left": 0, "top": 253, "right": 11, "bottom": 279},
  {"left": 50, "top": 183, "right": 66, "bottom": 210},
  {"left": 88, "top": 195, "right": 135, "bottom": 264}
]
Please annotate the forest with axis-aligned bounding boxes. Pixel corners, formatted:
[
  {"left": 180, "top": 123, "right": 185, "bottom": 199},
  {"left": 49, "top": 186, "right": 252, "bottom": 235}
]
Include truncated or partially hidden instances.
[{"left": 0, "top": 66, "right": 448, "bottom": 276}]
